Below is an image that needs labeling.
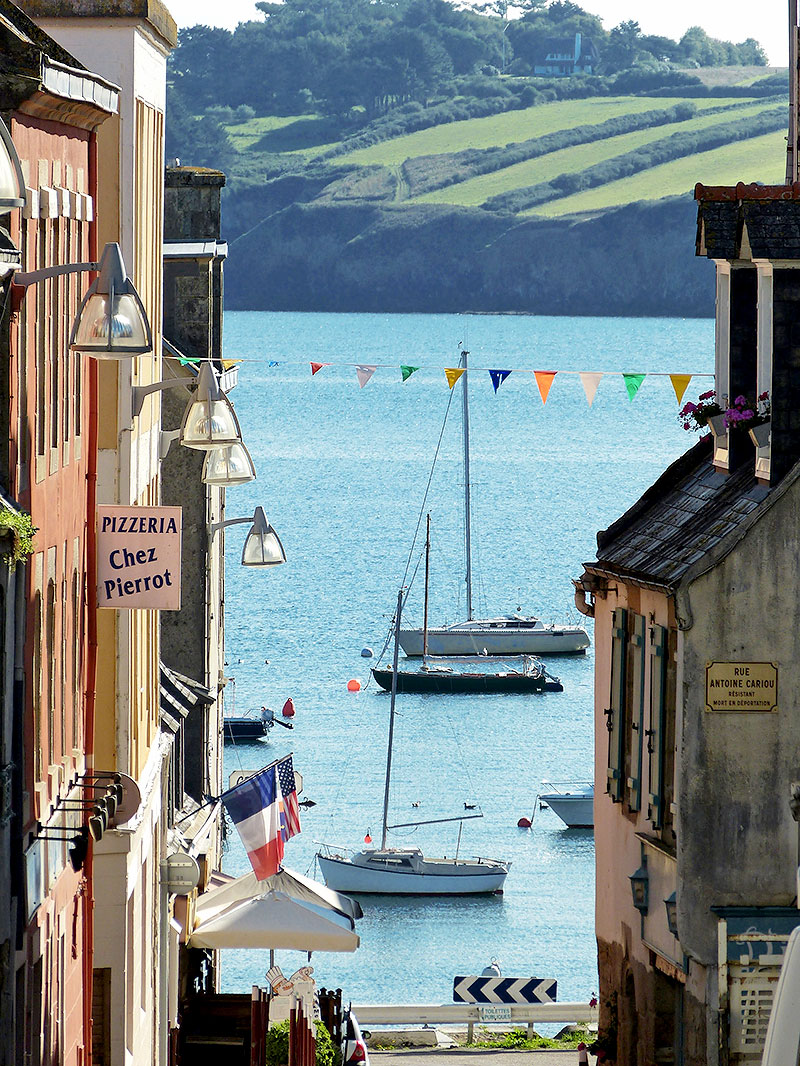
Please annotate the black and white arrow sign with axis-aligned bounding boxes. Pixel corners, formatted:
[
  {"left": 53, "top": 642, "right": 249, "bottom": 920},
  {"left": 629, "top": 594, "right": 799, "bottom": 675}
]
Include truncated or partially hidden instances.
[{"left": 453, "top": 976, "right": 557, "bottom": 1004}]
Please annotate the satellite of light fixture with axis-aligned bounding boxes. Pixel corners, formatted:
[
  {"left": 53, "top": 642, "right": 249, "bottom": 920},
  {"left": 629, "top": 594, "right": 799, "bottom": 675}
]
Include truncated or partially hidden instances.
[
  {"left": 202, "top": 441, "right": 257, "bottom": 486},
  {"left": 0, "top": 118, "right": 24, "bottom": 212},
  {"left": 210, "top": 505, "right": 286, "bottom": 568},
  {"left": 180, "top": 361, "right": 243, "bottom": 450},
  {"left": 69, "top": 243, "right": 153, "bottom": 357}
]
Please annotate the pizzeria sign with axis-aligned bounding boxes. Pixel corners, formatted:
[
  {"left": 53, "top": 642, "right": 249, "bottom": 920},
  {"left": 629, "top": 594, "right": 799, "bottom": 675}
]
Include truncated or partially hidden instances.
[
  {"left": 705, "top": 661, "right": 778, "bottom": 712},
  {"left": 97, "top": 506, "right": 182, "bottom": 610}
]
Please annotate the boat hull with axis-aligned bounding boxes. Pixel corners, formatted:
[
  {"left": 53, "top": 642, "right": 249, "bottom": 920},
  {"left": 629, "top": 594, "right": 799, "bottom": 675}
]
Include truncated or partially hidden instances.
[
  {"left": 317, "top": 854, "right": 507, "bottom": 894},
  {"left": 223, "top": 718, "right": 269, "bottom": 741},
  {"left": 539, "top": 791, "right": 594, "bottom": 829},
  {"left": 398, "top": 626, "right": 589, "bottom": 657},
  {"left": 371, "top": 668, "right": 563, "bottom": 694}
]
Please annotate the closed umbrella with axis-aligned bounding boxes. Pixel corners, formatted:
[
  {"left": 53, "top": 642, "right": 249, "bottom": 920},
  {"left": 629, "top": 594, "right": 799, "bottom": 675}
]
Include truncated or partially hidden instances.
[{"left": 189, "top": 888, "right": 360, "bottom": 952}]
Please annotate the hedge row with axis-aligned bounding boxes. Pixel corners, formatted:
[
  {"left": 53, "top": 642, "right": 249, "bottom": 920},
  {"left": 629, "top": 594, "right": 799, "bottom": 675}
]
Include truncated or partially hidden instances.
[{"left": 483, "top": 107, "right": 787, "bottom": 213}]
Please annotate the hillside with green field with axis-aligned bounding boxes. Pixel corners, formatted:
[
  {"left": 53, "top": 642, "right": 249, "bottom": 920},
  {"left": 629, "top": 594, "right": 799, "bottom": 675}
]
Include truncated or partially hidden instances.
[{"left": 168, "top": 1, "right": 787, "bottom": 314}]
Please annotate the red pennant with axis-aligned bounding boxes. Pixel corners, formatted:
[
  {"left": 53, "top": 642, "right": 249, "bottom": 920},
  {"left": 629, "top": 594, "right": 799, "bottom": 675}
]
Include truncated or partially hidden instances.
[{"left": 310, "top": 362, "right": 329, "bottom": 376}]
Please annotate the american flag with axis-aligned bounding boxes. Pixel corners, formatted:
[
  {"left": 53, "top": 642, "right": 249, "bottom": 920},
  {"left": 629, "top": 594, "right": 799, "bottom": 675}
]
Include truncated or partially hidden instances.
[{"left": 276, "top": 754, "right": 301, "bottom": 842}]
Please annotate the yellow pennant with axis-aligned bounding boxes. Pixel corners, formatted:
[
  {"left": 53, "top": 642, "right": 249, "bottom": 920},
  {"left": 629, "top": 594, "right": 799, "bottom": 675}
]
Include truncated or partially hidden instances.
[
  {"left": 534, "top": 371, "right": 557, "bottom": 404},
  {"left": 445, "top": 368, "right": 465, "bottom": 389},
  {"left": 670, "top": 374, "right": 692, "bottom": 404}
]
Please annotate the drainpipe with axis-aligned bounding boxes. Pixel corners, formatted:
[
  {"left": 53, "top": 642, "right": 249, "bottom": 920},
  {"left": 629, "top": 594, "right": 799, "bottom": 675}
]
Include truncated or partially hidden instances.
[{"left": 572, "top": 578, "right": 595, "bottom": 619}]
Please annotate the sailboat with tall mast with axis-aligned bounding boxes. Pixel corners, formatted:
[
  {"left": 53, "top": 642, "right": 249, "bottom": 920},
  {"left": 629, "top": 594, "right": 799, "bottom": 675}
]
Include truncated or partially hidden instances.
[
  {"left": 316, "top": 590, "right": 510, "bottom": 895},
  {"left": 397, "top": 350, "right": 589, "bottom": 658}
]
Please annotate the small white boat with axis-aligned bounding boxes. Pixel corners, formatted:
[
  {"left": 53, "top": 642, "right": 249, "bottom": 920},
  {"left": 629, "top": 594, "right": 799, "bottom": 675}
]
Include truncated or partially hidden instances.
[
  {"left": 398, "top": 616, "right": 589, "bottom": 657},
  {"left": 316, "top": 844, "right": 509, "bottom": 895},
  {"left": 539, "top": 782, "right": 594, "bottom": 828}
]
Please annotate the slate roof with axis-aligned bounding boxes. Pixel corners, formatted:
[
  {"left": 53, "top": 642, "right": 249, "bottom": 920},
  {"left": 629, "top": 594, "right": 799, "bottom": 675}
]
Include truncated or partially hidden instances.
[
  {"left": 696, "top": 184, "right": 800, "bottom": 261},
  {"left": 586, "top": 436, "right": 773, "bottom": 590}
]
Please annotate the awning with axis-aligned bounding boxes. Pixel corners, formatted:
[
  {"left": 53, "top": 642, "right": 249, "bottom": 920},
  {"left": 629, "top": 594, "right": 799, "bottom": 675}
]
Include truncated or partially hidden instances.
[
  {"left": 188, "top": 888, "right": 360, "bottom": 952},
  {"left": 195, "top": 866, "right": 363, "bottom": 924},
  {"left": 159, "top": 663, "right": 215, "bottom": 734}
]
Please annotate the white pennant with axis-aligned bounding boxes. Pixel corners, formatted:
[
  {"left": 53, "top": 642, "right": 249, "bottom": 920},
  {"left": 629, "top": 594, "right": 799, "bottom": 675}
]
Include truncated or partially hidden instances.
[
  {"left": 356, "top": 365, "right": 377, "bottom": 388},
  {"left": 579, "top": 372, "right": 603, "bottom": 406}
]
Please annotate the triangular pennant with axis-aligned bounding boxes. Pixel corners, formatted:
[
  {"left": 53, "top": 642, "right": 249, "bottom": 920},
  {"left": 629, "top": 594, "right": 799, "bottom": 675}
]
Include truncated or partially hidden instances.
[
  {"left": 310, "top": 362, "right": 330, "bottom": 376},
  {"left": 268, "top": 360, "right": 279, "bottom": 368},
  {"left": 622, "top": 373, "right": 646, "bottom": 401},
  {"left": 489, "top": 369, "right": 511, "bottom": 393},
  {"left": 401, "top": 365, "right": 419, "bottom": 382},
  {"left": 356, "top": 365, "right": 377, "bottom": 388},
  {"left": 445, "top": 367, "right": 465, "bottom": 389},
  {"left": 579, "top": 372, "right": 603, "bottom": 406},
  {"left": 534, "top": 371, "right": 557, "bottom": 404},
  {"left": 670, "top": 374, "right": 692, "bottom": 404}
]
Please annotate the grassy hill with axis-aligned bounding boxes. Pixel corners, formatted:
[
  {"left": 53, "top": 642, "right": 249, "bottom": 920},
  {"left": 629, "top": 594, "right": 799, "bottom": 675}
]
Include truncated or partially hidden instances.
[{"left": 219, "top": 70, "right": 789, "bottom": 314}]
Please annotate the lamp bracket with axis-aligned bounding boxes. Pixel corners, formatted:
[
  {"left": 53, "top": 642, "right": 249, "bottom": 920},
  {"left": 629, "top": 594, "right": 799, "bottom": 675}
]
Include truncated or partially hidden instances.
[
  {"left": 210, "top": 514, "right": 255, "bottom": 536},
  {"left": 159, "top": 429, "right": 182, "bottom": 459},
  {"left": 132, "top": 378, "right": 195, "bottom": 420},
  {"left": 14, "top": 260, "right": 99, "bottom": 288}
]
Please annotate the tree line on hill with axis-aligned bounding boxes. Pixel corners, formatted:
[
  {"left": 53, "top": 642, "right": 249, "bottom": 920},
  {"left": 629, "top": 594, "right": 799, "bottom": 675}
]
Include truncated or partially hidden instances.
[{"left": 166, "top": 0, "right": 770, "bottom": 170}]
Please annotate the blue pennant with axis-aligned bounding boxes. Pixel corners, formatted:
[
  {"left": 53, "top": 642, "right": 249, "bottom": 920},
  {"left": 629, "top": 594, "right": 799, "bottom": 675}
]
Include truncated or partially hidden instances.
[{"left": 489, "top": 369, "right": 511, "bottom": 393}]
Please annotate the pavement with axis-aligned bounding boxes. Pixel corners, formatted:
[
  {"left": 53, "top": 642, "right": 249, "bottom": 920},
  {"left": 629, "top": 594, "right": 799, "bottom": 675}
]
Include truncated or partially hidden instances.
[{"left": 371, "top": 1050, "right": 596, "bottom": 1066}]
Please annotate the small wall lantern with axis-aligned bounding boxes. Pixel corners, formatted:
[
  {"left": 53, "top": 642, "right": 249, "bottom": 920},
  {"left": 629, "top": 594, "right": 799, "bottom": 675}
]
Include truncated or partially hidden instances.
[
  {"left": 629, "top": 859, "right": 649, "bottom": 914},
  {"left": 664, "top": 891, "right": 678, "bottom": 937}
]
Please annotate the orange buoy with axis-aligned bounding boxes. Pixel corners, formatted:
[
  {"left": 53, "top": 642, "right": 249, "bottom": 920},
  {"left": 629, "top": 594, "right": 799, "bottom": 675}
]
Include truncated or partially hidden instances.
[
  {"left": 517, "top": 816, "right": 532, "bottom": 829},
  {"left": 364, "top": 830, "right": 372, "bottom": 844},
  {"left": 347, "top": 679, "right": 361, "bottom": 692},
  {"left": 282, "top": 698, "right": 295, "bottom": 718}
]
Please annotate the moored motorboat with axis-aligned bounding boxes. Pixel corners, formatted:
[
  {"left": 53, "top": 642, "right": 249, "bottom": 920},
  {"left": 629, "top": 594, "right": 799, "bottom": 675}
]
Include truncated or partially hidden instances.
[
  {"left": 223, "top": 706, "right": 293, "bottom": 742},
  {"left": 539, "top": 781, "right": 594, "bottom": 828}
]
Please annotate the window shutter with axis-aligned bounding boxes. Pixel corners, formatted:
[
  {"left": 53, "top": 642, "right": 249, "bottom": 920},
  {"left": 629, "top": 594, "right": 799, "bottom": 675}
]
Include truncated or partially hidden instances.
[
  {"left": 648, "top": 624, "right": 667, "bottom": 828},
  {"left": 606, "top": 607, "right": 627, "bottom": 801},
  {"left": 627, "top": 613, "right": 646, "bottom": 811}
]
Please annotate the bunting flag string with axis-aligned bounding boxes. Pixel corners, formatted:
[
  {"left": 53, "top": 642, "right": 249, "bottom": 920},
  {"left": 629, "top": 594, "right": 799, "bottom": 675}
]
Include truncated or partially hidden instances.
[
  {"left": 579, "top": 372, "right": 603, "bottom": 407},
  {"left": 534, "top": 371, "right": 557, "bottom": 404},
  {"left": 489, "top": 369, "right": 511, "bottom": 393},
  {"left": 356, "top": 365, "right": 377, "bottom": 388},
  {"left": 445, "top": 367, "right": 465, "bottom": 389}
]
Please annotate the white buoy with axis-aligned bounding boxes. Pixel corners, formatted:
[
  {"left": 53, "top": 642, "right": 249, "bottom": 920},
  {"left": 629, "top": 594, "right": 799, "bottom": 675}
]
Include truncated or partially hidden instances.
[{"left": 361, "top": 647, "right": 374, "bottom": 658}]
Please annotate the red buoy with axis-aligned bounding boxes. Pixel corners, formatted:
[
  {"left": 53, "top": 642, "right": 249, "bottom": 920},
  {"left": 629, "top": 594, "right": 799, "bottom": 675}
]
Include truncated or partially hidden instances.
[
  {"left": 517, "top": 816, "right": 532, "bottom": 829},
  {"left": 364, "top": 831, "right": 372, "bottom": 844},
  {"left": 282, "top": 698, "right": 295, "bottom": 718},
  {"left": 347, "top": 679, "right": 361, "bottom": 692}
]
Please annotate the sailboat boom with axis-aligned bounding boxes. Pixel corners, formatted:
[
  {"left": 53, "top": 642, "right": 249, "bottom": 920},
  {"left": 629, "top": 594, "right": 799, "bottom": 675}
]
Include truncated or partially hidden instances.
[{"left": 386, "top": 813, "right": 484, "bottom": 829}]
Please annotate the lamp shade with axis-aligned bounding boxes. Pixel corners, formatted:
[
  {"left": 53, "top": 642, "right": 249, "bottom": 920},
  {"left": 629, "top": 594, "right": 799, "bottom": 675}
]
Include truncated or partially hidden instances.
[
  {"left": 69, "top": 243, "right": 153, "bottom": 356},
  {"left": 181, "top": 361, "right": 243, "bottom": 450},
  {"left": 241, "top": 507, "right": 286, "bottom": 567},
  {"left": 0, "top": 119, "right": 24, "bottom": 212},
  {"left": 202, "top": 442, "right": 257, "bottom": 486}
]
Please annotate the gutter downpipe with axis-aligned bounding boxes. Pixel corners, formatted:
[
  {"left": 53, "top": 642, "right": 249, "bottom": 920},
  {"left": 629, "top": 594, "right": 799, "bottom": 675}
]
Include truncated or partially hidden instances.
[{"left": 84, "top": 130, "right": 99, "bottom": 1066}]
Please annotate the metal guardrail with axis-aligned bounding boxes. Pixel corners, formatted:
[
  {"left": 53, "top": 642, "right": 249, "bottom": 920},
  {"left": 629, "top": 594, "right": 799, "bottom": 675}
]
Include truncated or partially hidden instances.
[{"left": 350, "top": 1002, "right": 598, "bottom": 1042}]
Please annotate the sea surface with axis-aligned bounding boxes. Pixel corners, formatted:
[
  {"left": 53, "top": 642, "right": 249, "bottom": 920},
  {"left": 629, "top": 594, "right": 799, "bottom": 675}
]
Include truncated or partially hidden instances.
[{"left": 218, "top": 310, "right": 714, "bottom": 1008}]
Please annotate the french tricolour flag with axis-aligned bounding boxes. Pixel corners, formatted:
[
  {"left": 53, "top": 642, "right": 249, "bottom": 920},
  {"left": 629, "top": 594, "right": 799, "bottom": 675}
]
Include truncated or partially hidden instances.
[{"left": 222, "top": 763, "right": 284, "bottom": 879}]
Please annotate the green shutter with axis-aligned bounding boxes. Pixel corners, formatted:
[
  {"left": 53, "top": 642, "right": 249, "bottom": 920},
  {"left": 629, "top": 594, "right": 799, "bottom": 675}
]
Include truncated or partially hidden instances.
[
  {"left": 606, "top": 607, "right": 628, "bottom": 802},
  {"left": 627, "top": 613, "right": 646, "bottom": 812},
  {"left": 648, "top": 624, "right": 667, "bottom": 828}
]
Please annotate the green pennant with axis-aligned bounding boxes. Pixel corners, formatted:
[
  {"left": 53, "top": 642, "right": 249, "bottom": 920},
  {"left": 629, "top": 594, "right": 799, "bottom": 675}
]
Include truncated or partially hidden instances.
[
  {"left": 622, "top": 373, "right": 646, "bottom": 401},
  {"left": 401, "top": 365, "right": 419, "bottom": 382}
]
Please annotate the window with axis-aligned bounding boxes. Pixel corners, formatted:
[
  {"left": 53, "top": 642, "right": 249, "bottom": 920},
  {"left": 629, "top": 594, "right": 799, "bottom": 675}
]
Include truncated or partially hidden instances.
[
  {"left": 32, "top": 591, "right": 42, "bottom": 780},
  {"left": 606, "top": 608, "right": 646, "bottom": 811},
  {"left": 648, "top": 625, "right": 677, "bottom": 846},
  {"left": 46, "top": 579, "right": 56, "bottom": 764}
]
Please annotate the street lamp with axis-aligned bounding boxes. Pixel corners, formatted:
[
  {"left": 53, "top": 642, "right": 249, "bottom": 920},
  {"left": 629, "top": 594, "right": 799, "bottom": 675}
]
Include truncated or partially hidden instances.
[
  {"left": 0, "top": 118, "right": 25, "bottom": 212},
  {"left": 630, "top": 859, "right": 649, "bottom": 915},
  {"left": 202, "top": 442, "right": 257, "bottom": 486},
  {"left": 69, "top": 243, "right": 152, "bottom": 356},
  {"left": 664, "top": 891, "right": 678, "bottom": 937},
  {"left": 180, "top": 361, "right": 244, "bottom": 450},
  {"left": 210, "top": 506, "right": 286, "bottom": 567}
]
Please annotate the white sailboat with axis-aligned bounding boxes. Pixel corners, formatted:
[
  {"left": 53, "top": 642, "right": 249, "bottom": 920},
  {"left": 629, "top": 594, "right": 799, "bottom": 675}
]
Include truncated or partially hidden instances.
[
  {"left": 316, "top": 589, "right": 510, "bottom": 895},
  {"left": 397, "top": 350, "right": 589, "bottom": 658}
]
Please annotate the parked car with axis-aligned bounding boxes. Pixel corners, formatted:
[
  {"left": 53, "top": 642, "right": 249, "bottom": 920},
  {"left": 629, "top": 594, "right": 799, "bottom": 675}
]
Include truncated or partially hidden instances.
[{"left": 341, "top": 1008, "right": 370, "bottom": 1066}]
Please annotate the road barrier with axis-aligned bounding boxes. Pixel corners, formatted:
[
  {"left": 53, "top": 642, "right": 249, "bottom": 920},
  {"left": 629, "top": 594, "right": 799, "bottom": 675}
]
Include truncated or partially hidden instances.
[{"left": 350, "top": 1002, "right": 598, "bottom": 1042}]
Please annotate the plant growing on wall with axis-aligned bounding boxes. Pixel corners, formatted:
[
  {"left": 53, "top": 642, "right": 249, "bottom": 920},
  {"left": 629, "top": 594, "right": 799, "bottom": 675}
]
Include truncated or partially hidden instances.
[{"left": 0, "top": 507, "right": 36, "bottom": 569}]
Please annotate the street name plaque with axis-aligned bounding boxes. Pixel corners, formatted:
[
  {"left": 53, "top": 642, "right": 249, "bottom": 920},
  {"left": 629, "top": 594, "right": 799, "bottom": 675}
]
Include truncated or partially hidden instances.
[{"left": 705, "top": 661, "right": 778, "bottom": 712}]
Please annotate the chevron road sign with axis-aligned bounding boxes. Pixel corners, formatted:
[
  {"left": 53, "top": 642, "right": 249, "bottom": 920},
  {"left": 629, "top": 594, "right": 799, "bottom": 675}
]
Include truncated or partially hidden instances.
[{"left": 453, "top": 976, "right": 557, "bottom": 1004}]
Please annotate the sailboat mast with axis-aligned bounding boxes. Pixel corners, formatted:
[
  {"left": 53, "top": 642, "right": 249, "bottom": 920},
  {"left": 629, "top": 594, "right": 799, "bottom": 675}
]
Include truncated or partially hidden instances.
[
  {"left": 381, "top": 587, "right": 404, "bottom": 850},
  {"left": 461, "top": 350, "right": 473, "bottom": 621},
  {"left": 423, "top": 513, "right": 430, "bottom": 660}
]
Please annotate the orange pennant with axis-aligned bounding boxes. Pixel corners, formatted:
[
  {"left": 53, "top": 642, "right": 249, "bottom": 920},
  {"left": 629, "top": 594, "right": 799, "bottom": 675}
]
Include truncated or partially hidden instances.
[
  {"left": 445, "top": 368, "right": 465, "bottom": 389},
  {"left": 534, "top": 371, "right": 557, "bottom": 404}
]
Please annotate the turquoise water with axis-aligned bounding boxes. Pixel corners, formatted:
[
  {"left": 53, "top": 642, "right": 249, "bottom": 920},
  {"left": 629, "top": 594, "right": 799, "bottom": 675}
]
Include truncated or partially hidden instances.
[{"left": 219, "top": 311, "right": 714, "bottom": 1006}]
